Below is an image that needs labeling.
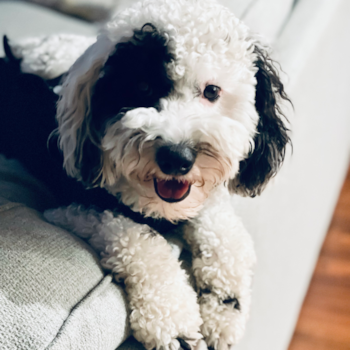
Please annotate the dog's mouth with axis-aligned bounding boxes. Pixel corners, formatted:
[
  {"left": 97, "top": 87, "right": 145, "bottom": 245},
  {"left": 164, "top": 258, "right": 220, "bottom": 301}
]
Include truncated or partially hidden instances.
[{"left": 154, "top": 178, "right": 191, "bottom": 203}]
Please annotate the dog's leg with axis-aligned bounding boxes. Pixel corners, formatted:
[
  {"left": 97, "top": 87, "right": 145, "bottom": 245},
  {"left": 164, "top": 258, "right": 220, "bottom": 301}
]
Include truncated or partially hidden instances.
[
  {"left": 183, "top": 186, "right": 256, "bottom": 350},
  {"left": 45, "top": 205, "right": 203, "bottom": 350}
]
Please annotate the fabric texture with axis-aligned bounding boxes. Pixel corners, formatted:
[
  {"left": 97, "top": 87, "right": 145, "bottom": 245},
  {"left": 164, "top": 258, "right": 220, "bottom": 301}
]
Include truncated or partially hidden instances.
[
  {"left": 0, "top": 1, "right": 97, "bottom": 57},
  {"left": 0, "top": 156, "right": 130, "bottom": 350}
]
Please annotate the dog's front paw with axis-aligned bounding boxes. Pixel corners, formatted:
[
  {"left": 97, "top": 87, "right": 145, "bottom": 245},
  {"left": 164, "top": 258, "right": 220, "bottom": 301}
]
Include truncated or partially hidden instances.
[
  {"left": 126, "top": 262, "right": 203, "bottom": 350},
  {"left": 198, "top": 289, "right": 248, "bottom": 350},
  {"left": 129, "top": 293, "right": 203, "bottom": 350},
  {"left": 102, "top": 225, "right": 203, "bottom": 350}
]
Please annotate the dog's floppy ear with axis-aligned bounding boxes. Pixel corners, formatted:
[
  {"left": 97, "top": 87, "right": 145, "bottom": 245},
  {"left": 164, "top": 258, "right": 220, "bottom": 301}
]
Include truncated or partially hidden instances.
[
  {"left": 229, "top": 45, "right": 291, "bottom": 197},
  {"left": 56, "top": 36, "right": 116, "bottom": 188}
]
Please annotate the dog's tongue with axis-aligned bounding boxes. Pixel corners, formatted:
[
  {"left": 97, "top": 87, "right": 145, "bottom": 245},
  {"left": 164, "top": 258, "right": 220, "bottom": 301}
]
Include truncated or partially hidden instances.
[{"left": 156, "top": 179, "right": 190, "bottom": 200}]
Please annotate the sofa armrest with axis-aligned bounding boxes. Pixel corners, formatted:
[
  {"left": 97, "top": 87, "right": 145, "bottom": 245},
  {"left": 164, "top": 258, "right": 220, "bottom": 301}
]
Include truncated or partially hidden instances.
[
  {"left": 0, "top": 201, "right": 131, "bottom": 350},
  {"left": 0, "top": 155, "right": 131, "bottom": 350}
]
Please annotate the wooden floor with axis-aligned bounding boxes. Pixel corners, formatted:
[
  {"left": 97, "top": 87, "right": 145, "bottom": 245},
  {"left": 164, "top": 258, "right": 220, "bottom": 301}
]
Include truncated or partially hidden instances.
[{"left": 288, "top": 167, "right": 350, "bottom": 350}]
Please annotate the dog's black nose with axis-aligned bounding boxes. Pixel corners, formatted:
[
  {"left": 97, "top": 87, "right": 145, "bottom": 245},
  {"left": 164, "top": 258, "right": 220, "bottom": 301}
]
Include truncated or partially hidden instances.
[{"left": 156, "top": 143, "right": 197, "bottom": 176}]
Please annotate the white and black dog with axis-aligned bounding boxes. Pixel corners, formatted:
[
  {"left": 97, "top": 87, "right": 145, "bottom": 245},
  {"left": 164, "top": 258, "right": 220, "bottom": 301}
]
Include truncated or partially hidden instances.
[{"left": 0, "top": 0, "right": 291, "bottom": 349}]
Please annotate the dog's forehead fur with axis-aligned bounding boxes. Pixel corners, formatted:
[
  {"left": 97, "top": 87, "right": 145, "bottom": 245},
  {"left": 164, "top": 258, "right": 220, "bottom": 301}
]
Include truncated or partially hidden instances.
[{"left": 104, "top": 0, "right": 256, "bottom": 80}]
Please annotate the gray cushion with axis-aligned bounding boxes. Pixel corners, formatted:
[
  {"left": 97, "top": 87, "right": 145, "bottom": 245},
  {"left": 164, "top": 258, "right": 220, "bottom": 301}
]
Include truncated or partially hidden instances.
[
  {"left": 219, "top": 0, "right": 256, "bottom": 18},
  {"left": 0, "top": 203, "right": 130, "bottom": 350},
  {"left": 0, "top": 154, "right": 131, "bottom": 349},
  {"left": 0, "top": 1, "right": 98, "bottom": 57}
]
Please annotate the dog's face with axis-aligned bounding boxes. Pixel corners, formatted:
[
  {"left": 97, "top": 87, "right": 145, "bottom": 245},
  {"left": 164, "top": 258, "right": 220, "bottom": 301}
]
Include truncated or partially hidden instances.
[{"left": 57, "top": 0, "right": 290, "bottom": 221}]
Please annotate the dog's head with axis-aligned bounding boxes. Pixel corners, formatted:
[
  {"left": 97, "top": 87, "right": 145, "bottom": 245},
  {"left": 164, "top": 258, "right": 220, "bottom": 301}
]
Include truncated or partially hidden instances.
[{"left": 57, "top": 0, "right": 290, "bottom": 221}]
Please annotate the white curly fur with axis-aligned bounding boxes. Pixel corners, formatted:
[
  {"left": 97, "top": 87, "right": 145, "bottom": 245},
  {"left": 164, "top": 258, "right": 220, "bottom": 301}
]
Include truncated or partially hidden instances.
[
  {"left": 55, "top": 0, "right": 260, "bottom": 221},
  {"left": 184, "top": 185, "right": 256, "bottom": 349},
  {"left": 22, "top": 0, "right": 289, "bottom": 348}
]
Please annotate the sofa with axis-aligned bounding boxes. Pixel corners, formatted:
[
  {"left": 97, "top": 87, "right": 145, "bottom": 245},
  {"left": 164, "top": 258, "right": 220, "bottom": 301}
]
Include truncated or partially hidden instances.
[{"left": 0, "top": 0, "right": 349, "bottom": 349}]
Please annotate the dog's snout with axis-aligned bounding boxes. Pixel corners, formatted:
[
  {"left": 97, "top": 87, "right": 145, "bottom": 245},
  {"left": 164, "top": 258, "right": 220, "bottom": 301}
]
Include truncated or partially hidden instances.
[{"left": 156, "top": 144, "right": 197, "bottom": 176}]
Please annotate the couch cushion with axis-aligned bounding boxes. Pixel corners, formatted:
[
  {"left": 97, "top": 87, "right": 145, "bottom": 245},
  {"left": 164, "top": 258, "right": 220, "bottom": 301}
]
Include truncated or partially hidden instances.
[
  {"left": 0, "top": 155, "right": 131, "bottom": 350},
  {"left": 0, "top": 202, "right": 130, "bottom": 350},
  {"left": 240, "top": 0, "right": 295, "bottom": 42},
  {"left": 0, "top": 1, "right": 97, "bottom": 57},
  {"left": 219, "top": 0, "right": 256, "bottom": 18},
  {"left": 219, "top": 0, "right": 295, "bottom": 43}
]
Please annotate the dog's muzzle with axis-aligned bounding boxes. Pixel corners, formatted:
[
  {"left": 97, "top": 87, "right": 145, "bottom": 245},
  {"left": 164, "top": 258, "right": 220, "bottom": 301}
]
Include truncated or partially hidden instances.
[{"left": 154, "top": 143, "right": 196, "bottom": 203}]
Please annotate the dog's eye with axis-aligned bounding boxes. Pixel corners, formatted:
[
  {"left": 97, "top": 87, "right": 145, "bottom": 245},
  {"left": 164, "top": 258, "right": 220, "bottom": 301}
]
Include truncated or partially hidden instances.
[{"left": 203, "top": 85, "right": 221, "bottom": 102}]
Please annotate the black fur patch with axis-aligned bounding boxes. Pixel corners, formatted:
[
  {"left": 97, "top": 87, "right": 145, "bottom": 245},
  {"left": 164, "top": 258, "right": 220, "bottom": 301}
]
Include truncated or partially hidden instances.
[
  {"left": 77, "top": 23, "right": 175, "bottom": 185},
  {"left": 231, "top": 45, "right": 292, "bottom": 197},
  {"left": 199, "top": 288, "right": 240, "bottom": 310},
  {"left": 199, "top": 288, "right": 211, "bottom": 297},
  {"left": 223, "top": 297, "right": 240, "bottom": 310},
  {"left": 177, "top": 338, "right": 192, "bottom": 350}
]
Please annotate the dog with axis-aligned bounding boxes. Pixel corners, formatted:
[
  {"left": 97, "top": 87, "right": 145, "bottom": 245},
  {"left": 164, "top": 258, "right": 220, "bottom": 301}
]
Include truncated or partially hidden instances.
[{"left": 0, "top": 0, "right": 291, "bottom": 349}]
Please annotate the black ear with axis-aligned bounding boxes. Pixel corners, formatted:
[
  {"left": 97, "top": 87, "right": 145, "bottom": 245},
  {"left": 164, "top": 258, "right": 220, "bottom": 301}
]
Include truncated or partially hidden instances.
[{"left": 230, "top": 45, "right": 291, "bottom": 197}]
